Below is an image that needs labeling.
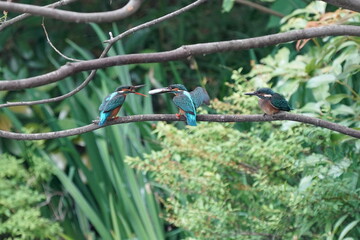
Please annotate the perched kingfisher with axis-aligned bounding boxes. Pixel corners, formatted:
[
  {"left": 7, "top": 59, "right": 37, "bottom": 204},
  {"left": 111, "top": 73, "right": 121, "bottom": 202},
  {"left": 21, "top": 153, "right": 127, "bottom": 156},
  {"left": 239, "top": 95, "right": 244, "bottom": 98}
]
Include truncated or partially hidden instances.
[
  {"left": 245, "top": 88, "right": 292, "bottom": 115},
  {"left": 98, "top": 85, "right": 146, "bottom": 126},
  {"left": 149, "top": 84, "right": 210, "bottom": 126}
]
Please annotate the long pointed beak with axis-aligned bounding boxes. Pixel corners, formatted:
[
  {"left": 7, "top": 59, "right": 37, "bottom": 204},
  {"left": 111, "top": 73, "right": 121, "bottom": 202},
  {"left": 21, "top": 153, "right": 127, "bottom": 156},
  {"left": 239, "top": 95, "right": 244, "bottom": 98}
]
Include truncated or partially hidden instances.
[
  {"left": 245, "top": 92, "right": 256, "bottom": 96},
  {"left": 133, "top": 92, "right": 147, "bottom": 97},
  {"left": 132, "top": 84, "right": 145, "bottom": 90},
  {"left": 148, "top": 87, "right": 172, "bottom": 95},
  {"left": 127, "top": 84, "right": 147, "bottom": 96}
]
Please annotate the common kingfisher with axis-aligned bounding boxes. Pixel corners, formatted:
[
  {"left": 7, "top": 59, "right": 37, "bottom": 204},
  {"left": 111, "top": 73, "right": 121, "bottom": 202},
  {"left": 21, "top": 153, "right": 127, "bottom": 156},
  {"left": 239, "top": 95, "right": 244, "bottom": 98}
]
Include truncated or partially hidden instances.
[
  {"left": 98, "top": 85, "right": 146, "bottom": 126},
  {"left": 245, "top": 88, "right": 292, "bottom": 115},
  {"left": 149, "top": 84, "right": 210, "bottom": 126}
]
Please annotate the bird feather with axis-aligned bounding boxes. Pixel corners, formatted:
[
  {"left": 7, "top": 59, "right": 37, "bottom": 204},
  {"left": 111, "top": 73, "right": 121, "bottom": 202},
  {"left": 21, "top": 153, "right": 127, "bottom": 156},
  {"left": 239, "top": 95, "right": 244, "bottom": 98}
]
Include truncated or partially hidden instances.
[{"left": 190, "top": 87, "right": 210, "bottom": 108}]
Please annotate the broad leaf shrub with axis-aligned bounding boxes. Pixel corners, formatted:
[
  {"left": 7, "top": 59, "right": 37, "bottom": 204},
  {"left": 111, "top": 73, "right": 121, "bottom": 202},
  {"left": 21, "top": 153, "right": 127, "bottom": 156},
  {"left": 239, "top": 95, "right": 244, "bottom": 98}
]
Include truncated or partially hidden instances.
[{"left": 127, "top": 3, "right": 360, "bottom": 239}]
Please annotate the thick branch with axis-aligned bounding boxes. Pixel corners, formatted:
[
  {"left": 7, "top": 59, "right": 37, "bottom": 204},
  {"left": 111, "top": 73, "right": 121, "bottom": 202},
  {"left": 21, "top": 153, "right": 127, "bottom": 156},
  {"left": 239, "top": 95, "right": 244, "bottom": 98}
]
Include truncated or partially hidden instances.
[
  {"left": 0, "top": 0, "right": 143, "bottom": 23},
  {"left": 0, "top": 0, "right": 208, "bottom": 108},
  {"left": 1, "top": 25, "right": 359, "bottom": 91},
  {"left": 0, "top": 113, "right": 359, "bottom": 140},
  {"left": 0, "top": 0, "right": 78, "bottom": 31},
  {"left": 321, "top": 0, "right": 360, "bottom": 12}
]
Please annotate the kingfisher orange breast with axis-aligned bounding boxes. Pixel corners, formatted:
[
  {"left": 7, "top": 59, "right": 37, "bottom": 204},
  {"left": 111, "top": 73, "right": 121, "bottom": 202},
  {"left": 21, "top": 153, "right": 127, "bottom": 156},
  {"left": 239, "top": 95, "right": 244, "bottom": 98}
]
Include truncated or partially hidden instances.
[{"left": 258, "top": 99, "right": 280, "bottom": 115}]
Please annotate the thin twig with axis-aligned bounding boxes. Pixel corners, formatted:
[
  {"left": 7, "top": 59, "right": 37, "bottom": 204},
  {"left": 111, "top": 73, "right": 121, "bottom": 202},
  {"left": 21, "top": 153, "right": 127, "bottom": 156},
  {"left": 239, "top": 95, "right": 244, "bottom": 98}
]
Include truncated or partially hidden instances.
[
  {"left": 235, "top": 0, "right": 284, "bottom": 18},
  {"left": 0, "top": 0, "right": 208, "bottom": 108},
  {"left": 105, "top": 0, "right": 208, "bottom": 43},
  {"left": 0, "top": 0, "right": 78, "bottom": 31},
  {"left": 42, "top": 18, "right": 82, "bottom": 62},
  {"left": 0, "top": 0, "right": 144, "bottom": 23},
  {"left": 0, "top": 25, "right": 359, "bottom": 92},
  {"left": 0, "top": 113, "right": 359, "bottom": 140},
  {"left": 336, "top": 80, "right": 360, "bottom": 100}
]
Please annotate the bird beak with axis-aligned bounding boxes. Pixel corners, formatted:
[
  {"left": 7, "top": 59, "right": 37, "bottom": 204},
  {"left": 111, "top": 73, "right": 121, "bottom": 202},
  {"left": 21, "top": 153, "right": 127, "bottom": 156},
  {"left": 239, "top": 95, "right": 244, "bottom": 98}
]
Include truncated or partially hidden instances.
[
  {"left": 148, "top": 87, "right": 173, "bottom": 95},
  {"left": 132, "top": 84, "right": 145, "bottom": 90},
  {"left": 244, "top": 92, "right": 256, "bottom": 96},
  {"left": 133, "top": 92, "right": 147, "bottom": 97},
  {"left": 128, "top": 85, "right": 147, "bottom": 96}
]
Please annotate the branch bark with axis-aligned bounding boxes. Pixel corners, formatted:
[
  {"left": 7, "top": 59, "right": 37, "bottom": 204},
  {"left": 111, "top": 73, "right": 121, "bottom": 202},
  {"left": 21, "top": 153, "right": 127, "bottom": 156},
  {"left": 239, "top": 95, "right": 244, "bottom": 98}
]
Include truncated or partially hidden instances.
[
  {"left": 0, "top": 0, "right": 78, "bottom": 31},
  {"left": 0, "top": 0, "right": 208, "bottom": 108},
  {"left": 105, "top": 0, "right": 208, "bottom": 43},
  {"left": 321, "top": 0, "right": 360, "bottom": 12},
  {"left": 0, "top": 113, "right": 359, "bottom": 140},
  {"left": 1, "top": 25, "right": 360, "bottom": 91},
  {"left": 0, "top": 0, "right": 143, "bottom": 23}
]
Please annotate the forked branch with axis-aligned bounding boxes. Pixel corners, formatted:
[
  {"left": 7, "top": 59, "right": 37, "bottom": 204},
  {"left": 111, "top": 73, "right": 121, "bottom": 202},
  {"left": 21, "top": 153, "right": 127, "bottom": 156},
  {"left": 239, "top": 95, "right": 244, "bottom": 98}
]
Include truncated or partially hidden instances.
[
  {"left": 0, "top": 0, "right": 209, "bottom": 108},
  {"left": 0, "top": 113, "right": 359, "bottom": 140},
  {"left": 1, "top": 25, "right": 360, "bottom": 91},
  {"left": 0, "top": 0, "right": 143, "bottom": 23}
]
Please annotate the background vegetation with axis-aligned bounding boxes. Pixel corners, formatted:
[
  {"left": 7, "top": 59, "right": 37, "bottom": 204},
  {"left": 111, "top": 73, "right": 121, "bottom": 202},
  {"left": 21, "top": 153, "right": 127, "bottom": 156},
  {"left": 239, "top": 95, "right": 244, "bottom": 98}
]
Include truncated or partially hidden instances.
[{"left": 0, "top": 0, "right": 359, "bottom": 239}]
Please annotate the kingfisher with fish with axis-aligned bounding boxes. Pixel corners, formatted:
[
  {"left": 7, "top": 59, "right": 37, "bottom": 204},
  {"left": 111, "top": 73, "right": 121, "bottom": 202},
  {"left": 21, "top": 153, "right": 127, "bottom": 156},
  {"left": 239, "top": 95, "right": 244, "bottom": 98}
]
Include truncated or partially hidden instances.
[{"left": 149, "top": 84, "right": 210, "bottom": 126}]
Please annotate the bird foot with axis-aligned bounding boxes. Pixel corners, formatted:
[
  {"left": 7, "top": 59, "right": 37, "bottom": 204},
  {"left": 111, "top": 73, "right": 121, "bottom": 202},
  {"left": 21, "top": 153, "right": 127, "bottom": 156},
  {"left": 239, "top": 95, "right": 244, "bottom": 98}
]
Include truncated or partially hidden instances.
[
  {"left": 175, "top": 113, "right": 181, "bottom": 119},
  {"left": 110, "top": 116, "right": 119, "bottom": 121}
]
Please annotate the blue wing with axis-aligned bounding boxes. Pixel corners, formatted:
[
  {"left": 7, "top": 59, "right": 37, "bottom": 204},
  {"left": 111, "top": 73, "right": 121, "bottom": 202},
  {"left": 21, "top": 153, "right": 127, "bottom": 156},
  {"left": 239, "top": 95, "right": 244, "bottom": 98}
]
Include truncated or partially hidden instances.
[
  {"left": 270, "top": 93, "right": 292, "bottom": 111},
  {"left": 190, "top": 87, "right": 210, "bottom": 108},
  {"left": 99, "top": 92, "right": 126, "bottom": 112},
  {"left": 172, "top": 92, "right": 196, "bottom": 115}
]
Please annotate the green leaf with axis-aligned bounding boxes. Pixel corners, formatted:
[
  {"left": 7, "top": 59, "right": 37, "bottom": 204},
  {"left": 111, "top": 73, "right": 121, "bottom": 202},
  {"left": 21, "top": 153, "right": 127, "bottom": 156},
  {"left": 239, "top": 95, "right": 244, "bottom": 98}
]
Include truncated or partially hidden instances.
[
  {"left": 333, "top": 215, "right": 348, "bottom": 235},
  {"left": 222, "top": 0, "right": 234, "bottom": 12},
  {"left": 332, "top": 104, "right": 355, "bottom": 116},
  {"left": 312, "top": 84, "right": 330, "bottom": 101},
  {"left": 298, "top": 176, "right": 313, "bottom": 192},
  {"left": 53, "top": 167, "right": 113, "bottom": 240},
  {"left": 339, "top": 220, "right": 360, "bottom": 240},
  {"left": 299, "top": 102, "right": 324, "bottom": 114},
  {"left": 328, "top": 158, "right": 351, "bottom": 178},
  {"left": 306, "top": 74, "right": 336, "bottom": 88},
  {"left": 326, "top": 94, "right": 350, "bottom": 104}
]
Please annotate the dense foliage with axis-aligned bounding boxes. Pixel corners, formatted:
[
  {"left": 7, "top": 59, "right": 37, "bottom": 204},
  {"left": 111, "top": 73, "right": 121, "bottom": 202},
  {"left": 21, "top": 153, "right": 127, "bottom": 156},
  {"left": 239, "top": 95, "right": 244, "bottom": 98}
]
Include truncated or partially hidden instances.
[
  {"left": 1, "top": 0, "right": 359, "bottom": 239},
  {"left": 0, "top": 151, "right": 62, "bottom": 239},
  {"left": 127, "top": 1, "right": 360, "bottom": 239}
]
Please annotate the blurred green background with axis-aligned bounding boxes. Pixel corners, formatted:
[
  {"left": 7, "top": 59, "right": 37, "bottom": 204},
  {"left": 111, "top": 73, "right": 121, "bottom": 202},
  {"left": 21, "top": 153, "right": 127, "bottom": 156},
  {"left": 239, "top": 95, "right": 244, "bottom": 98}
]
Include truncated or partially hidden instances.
[{"left": 0, "top": 0, "right": 359, "bottom": 239}]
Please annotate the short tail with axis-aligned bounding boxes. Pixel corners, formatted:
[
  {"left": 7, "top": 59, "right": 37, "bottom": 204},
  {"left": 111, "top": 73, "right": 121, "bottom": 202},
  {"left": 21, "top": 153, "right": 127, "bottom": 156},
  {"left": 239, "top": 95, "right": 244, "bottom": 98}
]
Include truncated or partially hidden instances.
[
  {"left": 98, "top": 112, "right": 110, "bottom": 126},
  {"left": 185, "top": 113, "right": 197, "bottom": 126}
]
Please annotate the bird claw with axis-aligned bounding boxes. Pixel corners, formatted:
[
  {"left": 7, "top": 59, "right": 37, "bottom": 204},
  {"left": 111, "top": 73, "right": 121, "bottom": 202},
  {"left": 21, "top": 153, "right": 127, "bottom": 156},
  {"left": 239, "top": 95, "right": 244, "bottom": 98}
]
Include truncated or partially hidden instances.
[
  {"left": 175, "top": 113, "right": 181, "bottom": 119},
  {"left": 110, "top": 116, "right": 119, "bottom": 121}
]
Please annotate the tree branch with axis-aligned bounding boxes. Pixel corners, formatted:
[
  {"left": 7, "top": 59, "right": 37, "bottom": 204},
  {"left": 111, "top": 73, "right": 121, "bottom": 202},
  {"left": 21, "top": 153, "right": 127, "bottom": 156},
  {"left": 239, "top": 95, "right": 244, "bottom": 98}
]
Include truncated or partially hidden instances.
[
  {"left": 321, "top": 0, "right": 360, "bottom": 12},
  {"left": 0, "top": 113, "right": 359, "bottom": 140},
  {"left": 0, "top": 0, "right": 208, "bottom": 108},
  {"left": 42, "top": 18, "right": 82, "bottom": 62},
  {"left": 235, "top": 0, "right": 284, "bottom": 18},
  {"left": 105, "top": 0, "right": 208, "bottom": 43},
  {"left": 0, "top": 0, "right": 143, "bottom": 23},
  {"left": 0, "top": 0, "right": 78, "bottom": 31},
  {"left": 1, "top": 25, "right": 359, "bottom": 92}
]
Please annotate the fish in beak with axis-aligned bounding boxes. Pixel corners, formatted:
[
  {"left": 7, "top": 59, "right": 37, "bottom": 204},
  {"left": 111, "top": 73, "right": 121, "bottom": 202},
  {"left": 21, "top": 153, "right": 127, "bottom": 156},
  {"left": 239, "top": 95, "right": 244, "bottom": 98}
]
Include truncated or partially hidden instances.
[{"left": 148, "top": 87, "right": 174, "bottom": 95}]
